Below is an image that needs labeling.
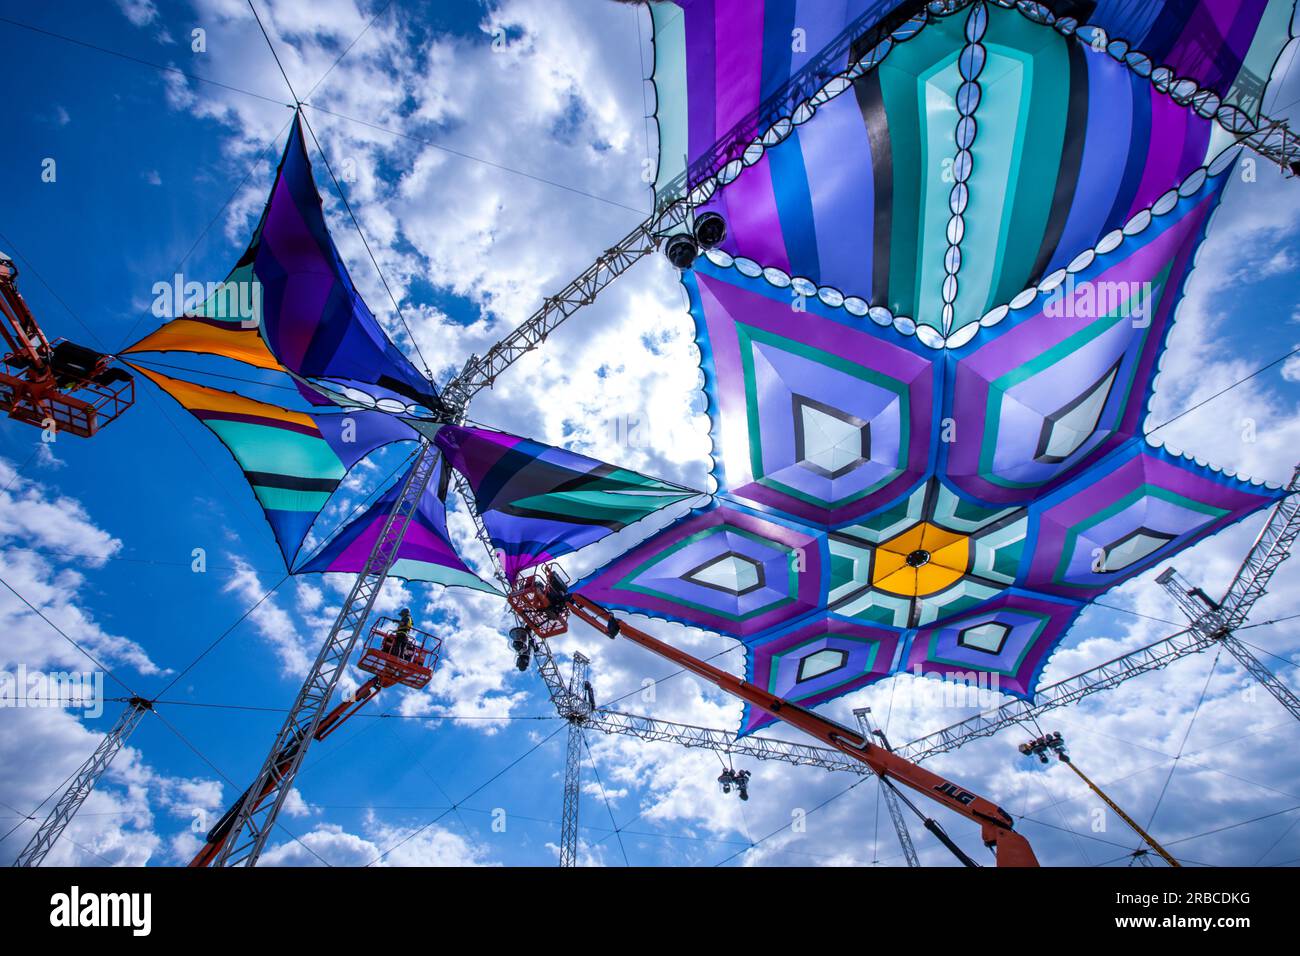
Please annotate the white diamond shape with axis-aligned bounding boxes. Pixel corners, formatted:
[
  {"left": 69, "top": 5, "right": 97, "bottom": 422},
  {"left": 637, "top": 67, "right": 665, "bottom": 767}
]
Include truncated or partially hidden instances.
[
  {"left": 798, "top": 402, "right": 866, "bottom": 477},
  {"left": 798, "top": 648, "right": 846, "bottom": 680},
  {"left": 1038, "top": 365, "right": 1118, "bottom": 462},
  {"left": 958, "top": 622, "right": 1009, "bottom": 653},
  {"left": 1104, "top": 531, "right": 1171, "bottom": 571},
  {"left": 688, "top": 554, "right": 761, "bottom": 594}
]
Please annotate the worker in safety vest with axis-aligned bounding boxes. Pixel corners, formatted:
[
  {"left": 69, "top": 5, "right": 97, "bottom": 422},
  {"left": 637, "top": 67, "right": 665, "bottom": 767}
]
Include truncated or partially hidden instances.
[{"left": 389, "top": 608, "right": 415, "bottom": 661}]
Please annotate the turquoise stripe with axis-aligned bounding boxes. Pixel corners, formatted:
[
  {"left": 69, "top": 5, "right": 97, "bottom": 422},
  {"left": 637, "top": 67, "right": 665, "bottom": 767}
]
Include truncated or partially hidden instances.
[
  {"left": 987, "top": 11, "right": 1069, "bottom": 313},
  {"left": 207, "top": 419, "right": 345, "bottom": 480},
  {"left": 652, "top": 5, "right": 689, "bottom": 196},
  {"left": 254, "top": 485, "right": 332, "bottom": 513},
  {"left": 958, "top": 40, "right": 1028, "bottom": 328},
  {"left": 915, "top": 54, "right": 962, "bottom": 331},
  {"left": 389, "top": 559, "right": 499, "bottom": 593}
]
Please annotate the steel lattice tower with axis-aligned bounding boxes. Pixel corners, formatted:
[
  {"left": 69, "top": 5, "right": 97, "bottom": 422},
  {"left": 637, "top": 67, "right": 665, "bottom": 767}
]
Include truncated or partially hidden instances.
[
  {"left": 213, "top": 443, "right": 441, "bottom": 866},
  {"left": 559, "top": 653, "right": 591, "bottom": 867},
  {"left": 13, "top": 697, "right": 152, "bottom": 867}
]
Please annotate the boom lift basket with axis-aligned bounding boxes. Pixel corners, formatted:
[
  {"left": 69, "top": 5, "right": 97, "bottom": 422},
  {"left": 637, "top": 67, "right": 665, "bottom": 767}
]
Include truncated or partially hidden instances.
[
  {"left": 507, "top": 564, "right": 572, "bottom": 638},
  {"left": 0, "top": 257, "right": 134, "bottom": 438},
  {"left": 358, "top": 617, "right": 442, "bottom": 689}
]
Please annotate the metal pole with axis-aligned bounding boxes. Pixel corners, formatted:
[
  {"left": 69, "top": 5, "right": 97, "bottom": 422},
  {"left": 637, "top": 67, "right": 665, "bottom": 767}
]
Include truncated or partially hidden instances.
[
  {"left": 1059, "top": 755, "right": 1180, "bottom": 868},
  {"left": 568, "top": 594, "right": 1038, "bottom": 866},
  {"left": 854, "top": 708, "right": 920, "bottom": 867},
  {"left": 558, "top": 653, "right": 590, "bottom": 867}
]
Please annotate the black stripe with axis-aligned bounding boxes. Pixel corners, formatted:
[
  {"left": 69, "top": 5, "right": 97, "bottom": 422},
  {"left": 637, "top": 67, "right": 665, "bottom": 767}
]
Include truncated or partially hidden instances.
[
  {"left": 245, "top": 471, "right": 339, "bottom": 493},
  {"left": 855, "top": 69, "right": 892, "bottom": 305},
  {"left": 849, "top": 1, "right": 930, "bottom": 61},
  {"left": 376, "top": 373, "right": 444, "bottom": 414},
  {"left": 1028, "top": 39, "right": 1090, "bottom": 285}
]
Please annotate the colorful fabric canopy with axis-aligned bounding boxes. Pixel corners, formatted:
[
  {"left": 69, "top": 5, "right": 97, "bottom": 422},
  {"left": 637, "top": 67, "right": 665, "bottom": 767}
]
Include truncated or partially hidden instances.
[
  {"left": 128, "top": 364, "right": 418, "bottom": 565},
  {"left": 582, "top": 0, "right": 1292, "bottom": 733},
  {"left": 124, "top": 317, "right": 282, "bottom": 372},
  {"left": 432, "top": 424, "right": 701, "bottom": 584},
  {"left": 667, "top": 2, "right": 1293, "bottom": 340},
  {"left": 296, "top": 452, "right": 496, "bottom": 592},
  {"left": 652, "top": 0, "right": 1290, "bottom": 196},
  {"left": 126, "top": 116, "right": 695, "bottom": 597}
]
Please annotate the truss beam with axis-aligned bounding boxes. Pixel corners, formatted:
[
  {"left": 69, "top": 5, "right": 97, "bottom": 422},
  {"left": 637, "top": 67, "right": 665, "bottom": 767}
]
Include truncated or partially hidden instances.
[
  {"left": 212, "top": 443, "right": 442, "bottom": 867},
  {"left": 558, "top": 653, "right": 590, "bottom": 867},
  {"left": 438, "top": 214, "right": 684, "bottom": 412},
  {"left": 12, "top": 697, "right": 151, "bottom": 867},
  {"left": 1159, "top": 567, "right": 1300, "bottom": 722},
  {"left": 855, "top": 709, "right": 920, "bottom": 867},
  {"left": 582, "top": 706, "right": 865, "bottom": 775},
  {"left": 1218, "top": 634, "right": 1300, "bottom": 722},
  {"left": 438, "top": 2, "right": 934, "bottom": 413}
]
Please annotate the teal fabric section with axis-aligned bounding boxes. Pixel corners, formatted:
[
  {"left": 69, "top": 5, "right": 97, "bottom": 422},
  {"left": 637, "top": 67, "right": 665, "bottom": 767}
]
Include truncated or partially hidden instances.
[
  {"left": 388, "top": 558, "right": 500, "bottom": 593},
  {"left": 916, "top": 54, "right": 961, "bottom": 331},
  {"left": 254, "top": 485, "right": 333, "bottom": 514},
  {"left": 652, "top": 3, "right": 689, "bottom": 197},
  {"left": 960, "top": 41, "right": 1029, "bottom": 326},
  {"left": 206, "top": 420, "right": 345, "bottom": 482},
  {"left": 984, "top": 10, "right": 1069, "bottom": 314}
]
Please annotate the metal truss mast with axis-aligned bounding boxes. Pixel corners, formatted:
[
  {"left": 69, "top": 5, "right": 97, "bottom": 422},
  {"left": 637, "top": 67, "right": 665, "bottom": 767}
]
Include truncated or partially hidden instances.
[
  {"left": 12, "top": 697, "right": 152, "bottom": 867},
  {"left": 213, "top": 443, "right": 442, "bottom": 866}
]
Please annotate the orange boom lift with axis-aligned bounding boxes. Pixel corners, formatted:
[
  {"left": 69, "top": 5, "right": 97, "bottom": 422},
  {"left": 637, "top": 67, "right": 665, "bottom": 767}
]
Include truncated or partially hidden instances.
[
  {"left": 510, "top": 566, "right": 1039, "bottom": 867},
  {"left": 0, "top": 252, "right": 133, "bottom": 438}
]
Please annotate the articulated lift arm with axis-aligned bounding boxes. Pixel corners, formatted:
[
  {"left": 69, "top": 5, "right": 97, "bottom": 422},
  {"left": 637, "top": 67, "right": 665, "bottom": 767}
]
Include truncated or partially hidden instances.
[
  {"left": 567, "top": 594, "right": 1038, "bottom": 867},
  {"left": 0, "top": 253, "right": 133, "bottom": 437}
]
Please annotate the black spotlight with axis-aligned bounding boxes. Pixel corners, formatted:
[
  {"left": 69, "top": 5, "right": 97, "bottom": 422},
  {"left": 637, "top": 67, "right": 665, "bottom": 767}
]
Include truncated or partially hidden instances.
[
  {"left": 665, "top": 233, "right": 699, "bottom": 270},
  {"left": 693, "top": 211, "right": 728, "bottom": 249},
  {"left": 509, "top": 626, "right": 530, "bottom": 654}
]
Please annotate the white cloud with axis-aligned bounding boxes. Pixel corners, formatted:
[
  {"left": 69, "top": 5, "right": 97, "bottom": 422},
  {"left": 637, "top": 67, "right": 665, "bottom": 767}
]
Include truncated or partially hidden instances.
[
  {"left": 115, "top": 0, "right": 159, "bottom": 28},
  {"left": 258, "top": 813, "right": 492, "bottom": 866},
  {"left": 221, "top": 556, "right": 310, "bottom": 678}
]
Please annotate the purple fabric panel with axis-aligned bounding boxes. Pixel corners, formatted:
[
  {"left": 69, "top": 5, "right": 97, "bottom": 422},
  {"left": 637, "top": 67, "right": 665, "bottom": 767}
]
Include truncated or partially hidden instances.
[
  {"left": 580, "top": 506, "right": 822, "bottom": 637},
  {"left": 1125, "top": 88, "right": 1209, "bottom": 220},
  {"left": 434, "top": 424, "right": 522, "bottom": 488},
  {"left": 259, "top": 175, "right": 334, "bottom": 372},
  {"left": 799, "top": 92, "right": 876, "bottom": 295},
  {"left": 715, "top": 153, "right": 791, "bottom": 271}
]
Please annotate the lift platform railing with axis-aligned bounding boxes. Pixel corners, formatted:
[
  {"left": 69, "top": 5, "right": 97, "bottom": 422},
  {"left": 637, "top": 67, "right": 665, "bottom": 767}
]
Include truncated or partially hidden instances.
[{"left": 360, "top": 616, "right": 443, "bottom": 690}]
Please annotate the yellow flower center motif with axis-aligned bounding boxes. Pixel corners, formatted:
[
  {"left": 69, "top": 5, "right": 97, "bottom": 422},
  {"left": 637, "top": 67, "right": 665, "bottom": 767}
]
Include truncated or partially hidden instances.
[{"left": 871, "top": 522, "right": 970, "bottom": 597}]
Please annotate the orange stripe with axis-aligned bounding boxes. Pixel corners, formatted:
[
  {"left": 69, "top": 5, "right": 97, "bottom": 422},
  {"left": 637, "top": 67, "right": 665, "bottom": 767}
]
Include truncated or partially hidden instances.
[
  {"left": 124, "top": 318, "right": 282, "bottom": 372},
  {"left": 127, "top": 363, "right": 317, "bottom": 430}
]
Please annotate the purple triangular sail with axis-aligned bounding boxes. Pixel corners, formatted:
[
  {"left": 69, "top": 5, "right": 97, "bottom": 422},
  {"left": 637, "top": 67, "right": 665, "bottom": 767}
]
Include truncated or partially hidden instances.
[
  {"left": 433, "top": 424, "right": 701, "bottom": 585},
  {"left": 296, "top": 453, "right": 495, "bottom": 593},
  {"left": 242, "top": 115, "right": 442, "bottom": 413}
]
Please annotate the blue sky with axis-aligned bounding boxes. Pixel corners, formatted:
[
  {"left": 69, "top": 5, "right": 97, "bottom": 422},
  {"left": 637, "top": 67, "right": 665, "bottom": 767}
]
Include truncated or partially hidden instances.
[{"left": 2, "top": 0, "right": 1300, "bottom": 867}]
